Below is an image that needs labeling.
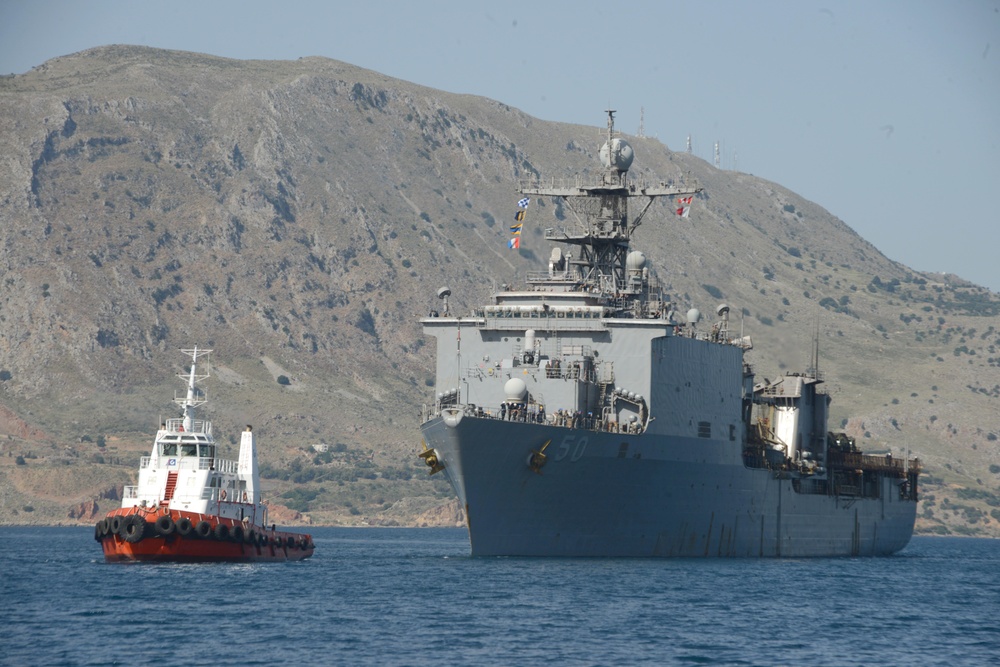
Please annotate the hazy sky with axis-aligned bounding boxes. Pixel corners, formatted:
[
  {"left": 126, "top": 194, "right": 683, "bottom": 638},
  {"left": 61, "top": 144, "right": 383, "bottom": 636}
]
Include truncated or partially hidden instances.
[{"left": 2, "top": 0, "right": 998, "bottom": 292}]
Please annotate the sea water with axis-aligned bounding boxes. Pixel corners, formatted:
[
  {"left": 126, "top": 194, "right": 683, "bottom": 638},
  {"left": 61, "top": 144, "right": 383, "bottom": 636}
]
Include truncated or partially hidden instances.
[{"left": 0, "top": 527, "right": 997, "bottom": 666}]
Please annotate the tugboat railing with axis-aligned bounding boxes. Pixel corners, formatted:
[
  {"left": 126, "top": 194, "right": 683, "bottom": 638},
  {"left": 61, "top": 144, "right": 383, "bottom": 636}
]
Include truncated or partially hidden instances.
[{"left": 138, "top": 456, "right": 238, "bottom": 473}]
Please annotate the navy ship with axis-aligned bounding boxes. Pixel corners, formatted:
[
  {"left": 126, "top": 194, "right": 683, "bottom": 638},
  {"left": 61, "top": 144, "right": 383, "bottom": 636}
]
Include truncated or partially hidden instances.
[{"left": 418, "top": 111, "right": 919, "bottom": 557}]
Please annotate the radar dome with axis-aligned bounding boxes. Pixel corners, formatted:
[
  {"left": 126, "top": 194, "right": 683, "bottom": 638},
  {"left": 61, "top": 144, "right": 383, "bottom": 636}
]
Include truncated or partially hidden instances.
[
  {"left": 686, "top": 308, "right": 702, "bottom": 325},
  {"left": 600, "top": 138, "right": 634, "bottom": 171},
  {"left": 626, "top": 251, "right": 646, "bottom": 271},
  {"left": 504, "top": 378, "right": 528, "bottom": 401}
]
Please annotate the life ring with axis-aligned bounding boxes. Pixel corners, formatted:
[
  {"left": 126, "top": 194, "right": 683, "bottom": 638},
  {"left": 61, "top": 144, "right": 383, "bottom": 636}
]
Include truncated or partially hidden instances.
[
  {"left": 194, "top": 520, "right": 212, "bottom": 538},
  {"left": 231, "top": 525, "right": 245, "bottom": 543},
  {"left": 176, "top": 517, "right": 193, "bottom": 536},
  {"left": 155, "top": 515, "right": 176, "bottom": 536},
  {"left": 242, "top": 491, "right": 249, "bottom": 503},
  {"left": 124, "top": 514, "right": 146, "bottom": 543},
  {"left": 219, "top": 489, "right": 227, "bottom": 501},
  {"left": 214, "top": 523, "right": 230, "bottom": 541},
  {"left": 109, "top": 515, "right": 124, "bottom": 535}
]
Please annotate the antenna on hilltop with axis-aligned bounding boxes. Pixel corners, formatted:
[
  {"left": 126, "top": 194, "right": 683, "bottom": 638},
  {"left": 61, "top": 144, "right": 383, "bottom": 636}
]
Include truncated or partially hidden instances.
[
  {"left": 637, "top": 107, "right": 645, "bottom": 138},
  {"left": 686, "top": 135, "right": 692, "bottom": 154},
  {"left": 714, "top": 142, "right": 721, "bottom": 169}
]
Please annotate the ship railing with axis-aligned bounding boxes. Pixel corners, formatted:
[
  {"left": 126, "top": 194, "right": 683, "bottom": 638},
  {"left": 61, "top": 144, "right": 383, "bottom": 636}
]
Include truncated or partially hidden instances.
[
  {"left": 424, "top": 402, "right": 645, "bottom": 434},
  {"left": 183, "top": 457, "right": 238, "bottom": 473},
  {"left": 827, "top": 451, "right": 915, "bottom": 476},
  {"left": 164, "top": 417, "right": 212, "bottom": 435},
  {"left": 137, "top": 456, "right": 237, "bottom": 473},
  {"left": 200, "top": 487, "right": 251, "bottom": 502}
]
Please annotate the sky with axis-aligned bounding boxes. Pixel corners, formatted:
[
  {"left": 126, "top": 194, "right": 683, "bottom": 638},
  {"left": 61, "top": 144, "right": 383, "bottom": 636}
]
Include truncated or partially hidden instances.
[{"left": 2, "top": 0, "right": 999, "bottom": 292}]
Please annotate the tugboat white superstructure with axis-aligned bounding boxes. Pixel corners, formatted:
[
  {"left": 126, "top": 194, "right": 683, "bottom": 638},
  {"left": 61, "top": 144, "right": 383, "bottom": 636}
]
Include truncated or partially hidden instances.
[
  {"left": 95, "top": 347, "right": 314, "bottom": 562},
  {"left": 418, "top": 111, "right": 920, "bottom": 557}
]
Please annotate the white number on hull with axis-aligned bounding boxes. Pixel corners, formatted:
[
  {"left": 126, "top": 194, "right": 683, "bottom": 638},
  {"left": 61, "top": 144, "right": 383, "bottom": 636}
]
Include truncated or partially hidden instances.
[{"left": 555, "top": 435, "right": 589, "bottom": 462}]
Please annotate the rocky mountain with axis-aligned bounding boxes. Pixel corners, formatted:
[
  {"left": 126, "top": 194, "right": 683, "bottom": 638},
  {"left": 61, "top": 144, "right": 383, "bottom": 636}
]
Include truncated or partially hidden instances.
[{"left": 1, "top": 45, "right": 998, "bottom": 535}]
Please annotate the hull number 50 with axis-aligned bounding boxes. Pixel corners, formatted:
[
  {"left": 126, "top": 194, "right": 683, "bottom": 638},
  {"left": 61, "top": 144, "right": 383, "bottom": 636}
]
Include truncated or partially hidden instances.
[{"left": 554, "top": 435, "right": 588, "bottom": 462}]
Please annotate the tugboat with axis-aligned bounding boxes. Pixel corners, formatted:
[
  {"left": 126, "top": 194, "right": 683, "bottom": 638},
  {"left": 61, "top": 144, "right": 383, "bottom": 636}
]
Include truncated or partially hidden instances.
[
  {"left": 418, "top": 110, "right": 920, "bottom": 557},
  {"left": 94, "top": 347, "right": 314, "bottom": 562}
]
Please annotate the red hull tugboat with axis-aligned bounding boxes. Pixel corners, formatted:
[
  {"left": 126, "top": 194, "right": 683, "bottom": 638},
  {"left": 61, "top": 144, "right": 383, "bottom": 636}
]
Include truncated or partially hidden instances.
[{"left": 94, "top": 347, "right": 315, "bottom": 562}]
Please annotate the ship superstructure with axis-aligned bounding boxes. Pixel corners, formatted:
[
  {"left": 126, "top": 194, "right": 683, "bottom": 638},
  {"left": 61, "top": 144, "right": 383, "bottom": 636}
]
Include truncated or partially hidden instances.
[
  {"left": 95, "top": 347, "right": 314, "bottom": 562},
  {"left": 418, "top": 111, "right": 919, "bottom": 557}
]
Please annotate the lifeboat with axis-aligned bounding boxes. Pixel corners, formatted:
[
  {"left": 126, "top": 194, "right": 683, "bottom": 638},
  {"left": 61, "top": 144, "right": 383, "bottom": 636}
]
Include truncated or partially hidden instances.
[{"left": 94, "top": 347, "right": 315, "bottom": 562}]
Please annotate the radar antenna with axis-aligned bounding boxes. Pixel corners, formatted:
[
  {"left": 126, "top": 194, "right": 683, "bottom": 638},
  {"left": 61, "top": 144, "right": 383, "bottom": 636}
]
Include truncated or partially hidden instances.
[{"left": 517, "top": 110, "right": 702, "bottom": 295}]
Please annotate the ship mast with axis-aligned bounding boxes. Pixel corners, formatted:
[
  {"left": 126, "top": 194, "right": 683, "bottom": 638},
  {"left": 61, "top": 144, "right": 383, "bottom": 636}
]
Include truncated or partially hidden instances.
[
  {"left": 517, "top": 109, "right": 701, "bottom": 296},
  {"left": 176, "top": 347, "right": 211, "bottom": 432}
]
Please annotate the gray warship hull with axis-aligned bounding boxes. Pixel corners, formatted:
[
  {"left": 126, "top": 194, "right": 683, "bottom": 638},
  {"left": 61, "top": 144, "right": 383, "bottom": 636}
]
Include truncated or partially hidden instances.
[
  {"left": 417, "top": 111, "right": 919, "bottom": 558},
  {"left": 422, "top": 417, "right": 916, "bottom": 558}
]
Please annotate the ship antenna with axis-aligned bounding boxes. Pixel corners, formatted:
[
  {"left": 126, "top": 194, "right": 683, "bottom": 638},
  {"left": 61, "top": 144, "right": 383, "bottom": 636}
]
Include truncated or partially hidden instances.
[
  {"left": 177, "top": 346, "right": 211, "bottom": 432},
  {"left": 809, "top": 320, "right": 820, "bottom": 379}
]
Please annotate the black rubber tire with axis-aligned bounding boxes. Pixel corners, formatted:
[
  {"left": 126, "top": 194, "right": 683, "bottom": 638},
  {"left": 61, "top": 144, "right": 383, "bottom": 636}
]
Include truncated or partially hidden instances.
[
  {"left": 214, "top": 523, "right": 230, "bottom": 541},
  {"left": 194, "top": 520, "right": 212, "bottom": 538},
  {"left": 286, "top": 536, "right": 296, "bottom": 549},
  {"left": 231, "top": 525, "right": 245, "bottom": 543},
  {"left": 110, "top": 515, "right": 124, "bottom": 535},
  {"left": 94, "top": 522, "right": 104, "bottom": 541},
  {"left": 99, "top": 518, "right": 111, "bottom": 535},
  {"left": 176, "top": 517, "right": 193, "bottom": 536},
  {"left": 155, "top": 515, "right": 176, "bottom": 537},
  {"left": 123, "top": 514, "right": 146, "bottom": 543}
]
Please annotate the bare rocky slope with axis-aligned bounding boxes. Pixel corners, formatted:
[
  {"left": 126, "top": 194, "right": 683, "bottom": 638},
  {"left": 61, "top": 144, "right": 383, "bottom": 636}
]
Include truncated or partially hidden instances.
[{"left": 1, "top": 46, "right": 998, "bottom": 536}]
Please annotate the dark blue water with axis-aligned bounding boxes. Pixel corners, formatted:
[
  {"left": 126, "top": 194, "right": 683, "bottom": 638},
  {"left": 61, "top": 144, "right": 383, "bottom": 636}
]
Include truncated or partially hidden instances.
[{"left": 1, "top": 528, "right": 997, "bottom": 666}]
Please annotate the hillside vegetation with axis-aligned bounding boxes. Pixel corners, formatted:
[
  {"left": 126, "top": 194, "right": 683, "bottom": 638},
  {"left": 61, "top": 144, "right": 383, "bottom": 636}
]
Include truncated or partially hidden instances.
[{"left": 1, "top": 46, "right": 998, "bottom": 535}]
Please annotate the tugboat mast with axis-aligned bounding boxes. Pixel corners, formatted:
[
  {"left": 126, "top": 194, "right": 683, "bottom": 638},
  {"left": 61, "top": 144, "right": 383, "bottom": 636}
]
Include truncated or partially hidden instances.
[{"left": 176, "top": 347, "right": 210, "bottom": 433}]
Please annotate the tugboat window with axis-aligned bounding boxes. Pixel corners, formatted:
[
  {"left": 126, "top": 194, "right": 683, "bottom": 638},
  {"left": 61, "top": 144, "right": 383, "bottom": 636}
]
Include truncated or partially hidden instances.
[
  {"left": 180, "top": 444, "right": 197, "bottom": 457},
  {"left": 160, "top": 443, "right": 177, "bottom": 456}
]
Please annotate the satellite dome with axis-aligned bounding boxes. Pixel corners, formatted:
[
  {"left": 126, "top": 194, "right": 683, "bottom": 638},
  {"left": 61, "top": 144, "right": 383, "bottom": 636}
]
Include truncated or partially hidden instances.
[
  {"left": 600, "top": 138, "right": 634, "bottom": 171},
  {"left": 686, "top": 308, "right": 702, "bottom": 325},
  {"left": 504, "top": 377, "right": 528, "bottom": 401},
  {"left": 626, "top": 251, "right": 646, "bottom": 271}
]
